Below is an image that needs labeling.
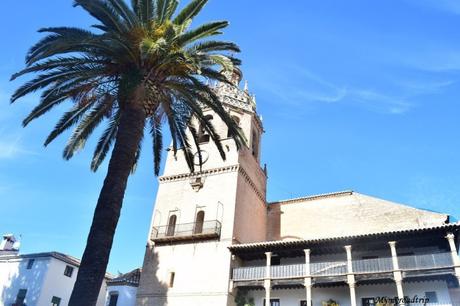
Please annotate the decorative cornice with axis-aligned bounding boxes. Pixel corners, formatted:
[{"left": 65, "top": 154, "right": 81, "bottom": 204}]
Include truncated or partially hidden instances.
[
  {"left": 269, "top": 190, "right": 354, "bottom": 206},
  {"left": 159, "top": 165, "right": 239, "bottom": 183},
  {"left": 158, "top": 164, "right": 266, "bottom": 205}
]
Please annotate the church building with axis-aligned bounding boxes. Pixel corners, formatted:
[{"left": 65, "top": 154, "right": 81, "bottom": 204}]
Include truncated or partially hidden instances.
[{"left": 135, "top": 69, "right": 460, "bottom": 306}]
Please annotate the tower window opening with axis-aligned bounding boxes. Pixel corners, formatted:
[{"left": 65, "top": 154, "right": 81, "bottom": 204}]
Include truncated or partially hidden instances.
[
  {"left": 198, "top": 115, "right": 213, "bottom": 143},
  {"left": 167, "top": 214, "right": 177, "bottom": 236},
  {"left": 194, "top": 211, "right": 205, "bottom": 234},
  {"left": 169, "top": 272, "right": 175, "bottom": 287},
  {"left": 227, "top": 116, "right": 240, "bottom": 137},
  {"left": 252, "top": 130, "right": 259, "bottom": 159}
]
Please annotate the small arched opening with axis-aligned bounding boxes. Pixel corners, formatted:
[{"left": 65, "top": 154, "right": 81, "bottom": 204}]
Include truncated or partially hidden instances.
[
  {"left": 194, "top": 211, "right": 205, "bottom": 234},
  {"left": 227, "top": 115, "right": 240, "bottom": 138},
  {"left": 166, "top": 214, "right": 177, "bottom": 236},
  {"left": 198, "top": 115, "right": 213, "bottom": 143}
]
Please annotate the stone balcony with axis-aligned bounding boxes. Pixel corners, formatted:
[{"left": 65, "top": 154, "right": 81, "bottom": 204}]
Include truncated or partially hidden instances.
[{"left": 150, "top": 220, "right": 221, "bottom": 243}]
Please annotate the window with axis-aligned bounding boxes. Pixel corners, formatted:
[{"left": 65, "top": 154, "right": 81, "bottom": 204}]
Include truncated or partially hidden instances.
[
  {"left": 271, "top": 256, "right": 281, "bottom": 266},
  {"left": 15, "top": 289, "right": 27, "bottom": 305},
  {"left": 108, "top": 292, "right": 119, "bottom": 306},
  {"left": 167, "top": 214, "right": 177, "bottom": 236},
  {"left": 251, "top": 130, "right": 259, "bottom": 159},
  {"left": 51, "top": 296, "right": 61, "bottom": 306},
  {"left": 194, "top": 211, "right": 205, "bottom": 234},
  {"left": 64, "top": 265, "right": 74, "bottom": 277},
  {"left": 227, "top": 115, "right": 240, "bottom": 137},
  {"left": 26, "top": 258, "right": 35, "bottom": 269},
  {"left": 362, "top": 298, "right": 375, "bottom": 306},
  {"left": 263, "top": 299, "right": 280, "bottom": 306},
  {"left": 425, "top": 291, "right": 438, "bottom": 303},
  {"left": 169, "top": 272, "right": 175, "bottom": 288},
  {"left": 198, "top": 115, "right": 213, "bottom": 143}
]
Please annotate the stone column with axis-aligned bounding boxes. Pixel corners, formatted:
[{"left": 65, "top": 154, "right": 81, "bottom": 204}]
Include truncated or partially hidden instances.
[
  {"left": 446, "top": 233, "right": 460, "bottom": 283},
  {"left": 265, "top": 252, "right": 272, "bottom": 306},
  {"left": 344, "top": 245, "right": 357, "bottom": 306},
  {"left": 304, "top": 249, "right": 312, "bottom": 306},
  {"left": 389, "top": 241, "right": 405, "bottom": 306}
]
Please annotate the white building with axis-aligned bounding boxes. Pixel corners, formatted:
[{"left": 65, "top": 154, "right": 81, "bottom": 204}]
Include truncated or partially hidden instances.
[
  {"left": 135, "top": 68, "right": 460, "bottom": 306},
  {"left": 0, "top": 237, "right": 109, "bottom": 306},
  {"left": 105, "top": 269, "right": 141, "bottom": 306}
]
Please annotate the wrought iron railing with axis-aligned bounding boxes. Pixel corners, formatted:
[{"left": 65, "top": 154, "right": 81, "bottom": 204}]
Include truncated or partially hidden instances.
[
  {"left": 271, "top": 264, "right": 305, "bottom": 278},
  {"left": 352, "top": 256, "right": 393, "bottom": 273},
  {"left": 151, "top": 220, "right": 221, "bottom": 242},
  {"left": 311, "top": 260, "right": 347, "bottom": 276},
  {"left": 233, "top": 265, "right": 265, "bottom": 280},
  {"left": 398, "top": 252, "right": 453, "bottom": 270},
  {"left": 232, "top": 252, "right": 455, "bottom": 281}
]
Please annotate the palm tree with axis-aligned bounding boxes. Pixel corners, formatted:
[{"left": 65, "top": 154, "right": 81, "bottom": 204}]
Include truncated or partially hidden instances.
[{"left": 10, "top": 0, "right": 245, "bottom": 305}]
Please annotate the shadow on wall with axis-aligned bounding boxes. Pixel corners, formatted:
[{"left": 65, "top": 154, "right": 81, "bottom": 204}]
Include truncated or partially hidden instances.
[
  {"left": 135, "top": 245, "right": 169, "bottom": 306},
  {"left": 1, "top": 259, "right": 48, "bottom": 305}
]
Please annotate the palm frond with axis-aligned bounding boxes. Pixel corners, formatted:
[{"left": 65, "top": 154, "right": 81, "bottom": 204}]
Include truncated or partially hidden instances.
[
  {"left": 63, "top": 95, "right": 115, "bottom": 160},
  {"left": 44, "top": 100, "right": 95, "bottom": 146},
  {"left": 190, "top": 40, "right": 240, "bottom": 53},
  {"left": 130, "top": 135, "right": 143, "bottom": 173},
  {"left": 73, "top": 0, "right": 128, "bottom": 33},
  {"left": 175, "top": 21, "right": 228, "bottom": 46},
  {"left": 134, "top": 0, "right": 154, "bottom": 23},
  {"left": 91, "top": 110, "right": 120, "bottom": 171},
  {"left": 149, "top": 117, "right": 163, "bottom": 175},
  {"left": 173, "top": 0, "right": 207, "bottom": 25},
  {"left": 108, "top": 0, "right": 139, "bottom": 27}
]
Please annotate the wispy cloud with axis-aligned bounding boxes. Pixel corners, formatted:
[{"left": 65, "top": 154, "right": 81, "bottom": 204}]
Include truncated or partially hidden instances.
[
  {"left": 258, "top": 67, "right": 454, "bottom": 115},
  {"left": 403, "top": 48, "right": 460, "bottom": 72},
  {"left": 407, "top": 0, "right": 460, "bottom": 15},
  {"left": 0, "top": 132, "right": 36, "bottom": 159}
]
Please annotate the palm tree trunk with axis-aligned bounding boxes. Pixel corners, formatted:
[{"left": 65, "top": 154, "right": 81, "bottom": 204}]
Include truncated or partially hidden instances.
[{"left": 68, "top": 102, "right": 146, "bottom": 306}]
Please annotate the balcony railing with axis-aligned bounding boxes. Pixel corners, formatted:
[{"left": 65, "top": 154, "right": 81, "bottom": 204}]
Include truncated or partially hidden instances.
[
  {"left": 151, "top": 220, "right": 221, "bottom": 243},
  {"left": 232, "top": 252, "right": 454, "bottom": 281}
]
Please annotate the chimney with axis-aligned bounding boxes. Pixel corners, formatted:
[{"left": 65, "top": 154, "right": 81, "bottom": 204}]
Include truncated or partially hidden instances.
[{"left": 0, "top": 234, "right": 20, "bottom": 256}]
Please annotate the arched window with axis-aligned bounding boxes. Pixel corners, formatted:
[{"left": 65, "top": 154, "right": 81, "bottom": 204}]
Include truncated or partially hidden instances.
[
  {"left": 166, "top": 214, "right": 177, "bottom": 236},
  {"left": 227, "top": 116, "right": 240, "bottom": 137},
  {"left": 198, "top": 115, "right": 213, "bottom": 143},
  {"left": 194, "top": 211, "right": 205, "bottom": 234},
  {"left": 252, "top": 130, "right": 259, "bottom": 159}
]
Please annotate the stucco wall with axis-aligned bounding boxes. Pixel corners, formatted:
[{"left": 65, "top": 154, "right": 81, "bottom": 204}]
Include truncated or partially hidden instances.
[
  {"left": 247, "top": 280, "right": 452, "bottom": 306},
  {"left": 39, "top": 257, "right": 106, "bottom": 306},
  {"left": 0, "top": 257, "right": 49, "bottom": 305},
  {"left": 0, "top": 256, "right": 106, "bottom": 306},
  {"left": 136, "top": 241, "right": 234, "bottom": 306},
  {"left": 106, "top": 285, "right": 137, "bottom": 306}
]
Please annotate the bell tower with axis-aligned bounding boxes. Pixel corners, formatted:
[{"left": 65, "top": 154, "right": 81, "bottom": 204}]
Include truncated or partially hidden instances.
[{"left": 136, "top": 69, "right": 267, "bottom": 306}]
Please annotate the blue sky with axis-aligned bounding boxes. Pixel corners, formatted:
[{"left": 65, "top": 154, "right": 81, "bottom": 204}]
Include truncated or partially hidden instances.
[{"left": 1, "top": 0, "right": 460, "bottom": 274}]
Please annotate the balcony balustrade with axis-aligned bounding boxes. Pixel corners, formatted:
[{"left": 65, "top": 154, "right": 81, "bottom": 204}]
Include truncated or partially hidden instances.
[
  {"left": 232, "top": 252, "right": 454, "bottom": 281},
  {"left": 151, "top": 220, "right": 221, "bottom": 243}
]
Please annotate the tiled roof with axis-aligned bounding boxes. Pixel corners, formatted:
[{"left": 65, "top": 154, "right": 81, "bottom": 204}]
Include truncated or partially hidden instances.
[
  {"left": 107, "top": 268, "right": 141, "bottom": 287},
  {"left": 229, "top": 222, "right": 460, "bottom": 251}
]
